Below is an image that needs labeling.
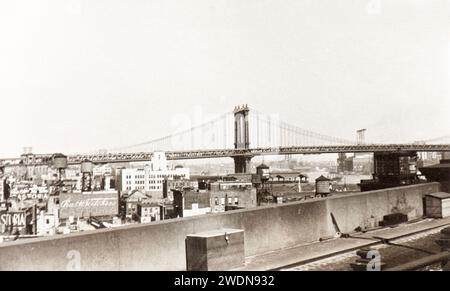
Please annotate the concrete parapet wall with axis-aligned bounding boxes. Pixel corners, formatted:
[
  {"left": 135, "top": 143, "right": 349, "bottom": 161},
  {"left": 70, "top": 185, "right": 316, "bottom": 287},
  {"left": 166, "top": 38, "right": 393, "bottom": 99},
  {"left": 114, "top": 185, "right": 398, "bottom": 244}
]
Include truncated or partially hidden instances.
[{"left": 0, "top": 182, "right": 440, "bottom": 271}]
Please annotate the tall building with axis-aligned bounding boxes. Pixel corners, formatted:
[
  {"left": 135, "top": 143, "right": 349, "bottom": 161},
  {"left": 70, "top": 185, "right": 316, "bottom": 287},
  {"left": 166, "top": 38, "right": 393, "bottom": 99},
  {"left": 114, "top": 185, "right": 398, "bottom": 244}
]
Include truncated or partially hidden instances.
[{"left": 117, "top": 152, "right": 190, "bottom": 197}]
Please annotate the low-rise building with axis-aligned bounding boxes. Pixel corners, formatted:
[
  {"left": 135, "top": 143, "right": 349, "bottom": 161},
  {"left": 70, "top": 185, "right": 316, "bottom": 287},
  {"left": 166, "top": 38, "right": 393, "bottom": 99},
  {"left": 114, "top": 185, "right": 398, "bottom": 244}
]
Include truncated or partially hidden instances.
[
  {"left": 254, "top": 167, "right": 311, "bottom": 204},
  {"left": 209, "top": 181, "right": 257, "bottom": 212},
  {"left": 122, "top": 190, "right": 151, "bottom": 218},
  {"left": 136, "top": 201, "right": 161, "bottom": 223},
  {"left": 172, "top": 179, "right": 257, "bottom": 217},
  {"left": 172, "top": 189, "right": 211, "bottom": 218},
  {"left": 162, "top": 175, "right": 193, "bottom": 201},
  {"left": 93, "top": 164, "right": 113, "bottom": 177},
  {"left": 36, "top": 209, "right": 59, "bottom": 236}
]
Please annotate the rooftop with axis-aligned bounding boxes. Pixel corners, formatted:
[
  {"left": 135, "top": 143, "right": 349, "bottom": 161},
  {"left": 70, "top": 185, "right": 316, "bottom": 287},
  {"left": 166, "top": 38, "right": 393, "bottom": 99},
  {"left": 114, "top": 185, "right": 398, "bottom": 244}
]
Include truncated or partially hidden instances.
[
  {"left": 426, "top": 192, "right": 450, "bottom": 199},
  {"left": 315, "top": 175, "right": 330, "bottom": 182}
]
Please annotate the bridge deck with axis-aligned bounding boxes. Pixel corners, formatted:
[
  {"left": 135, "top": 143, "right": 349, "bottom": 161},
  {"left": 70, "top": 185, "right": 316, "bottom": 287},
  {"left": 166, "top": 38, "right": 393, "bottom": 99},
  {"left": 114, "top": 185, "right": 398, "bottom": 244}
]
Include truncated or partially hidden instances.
[{"left": 1, "top": 144, "right": 449, "bottom": 165}]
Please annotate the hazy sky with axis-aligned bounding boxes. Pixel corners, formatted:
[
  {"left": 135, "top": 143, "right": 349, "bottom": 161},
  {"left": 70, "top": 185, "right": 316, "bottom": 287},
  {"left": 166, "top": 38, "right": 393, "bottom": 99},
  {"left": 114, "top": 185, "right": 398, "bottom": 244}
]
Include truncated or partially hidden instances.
[{"left": 1, "top": 0, "right": 449, "bottom": 157}]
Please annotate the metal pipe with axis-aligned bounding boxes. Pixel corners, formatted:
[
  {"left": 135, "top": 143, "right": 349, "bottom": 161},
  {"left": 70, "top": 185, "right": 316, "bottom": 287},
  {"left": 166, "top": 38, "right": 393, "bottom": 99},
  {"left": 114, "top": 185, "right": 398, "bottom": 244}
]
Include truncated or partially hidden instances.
[{"left": 384, "top": 251, "right": 450, "bottom": 271}]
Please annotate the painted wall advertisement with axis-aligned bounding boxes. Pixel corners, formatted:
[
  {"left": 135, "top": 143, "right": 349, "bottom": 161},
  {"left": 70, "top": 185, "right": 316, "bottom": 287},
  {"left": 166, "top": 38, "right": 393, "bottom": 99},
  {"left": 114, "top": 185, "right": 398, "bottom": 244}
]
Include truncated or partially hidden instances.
[
  {"left": 0, "top": 211, "right": 27, "bottom": 227},
  {"left": 0, "top": 210, "right": 34, "bottom": 234},
  {"left": 59, "top": 192, "right": 119, "bottom": 219}
]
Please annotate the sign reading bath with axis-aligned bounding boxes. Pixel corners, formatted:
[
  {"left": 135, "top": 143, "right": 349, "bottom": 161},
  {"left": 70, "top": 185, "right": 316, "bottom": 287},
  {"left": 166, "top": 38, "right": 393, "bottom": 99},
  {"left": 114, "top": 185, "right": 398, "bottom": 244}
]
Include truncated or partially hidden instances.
[{"left": 59, "top": 192, "right": 119, "bottom": 219}]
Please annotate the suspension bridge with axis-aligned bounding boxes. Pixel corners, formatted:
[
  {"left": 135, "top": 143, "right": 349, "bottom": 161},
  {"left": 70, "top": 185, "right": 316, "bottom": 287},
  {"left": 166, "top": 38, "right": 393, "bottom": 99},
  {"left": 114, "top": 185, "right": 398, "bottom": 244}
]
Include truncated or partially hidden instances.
[{"left": 1, "top": 105, "right": 450, "bottom": 173}]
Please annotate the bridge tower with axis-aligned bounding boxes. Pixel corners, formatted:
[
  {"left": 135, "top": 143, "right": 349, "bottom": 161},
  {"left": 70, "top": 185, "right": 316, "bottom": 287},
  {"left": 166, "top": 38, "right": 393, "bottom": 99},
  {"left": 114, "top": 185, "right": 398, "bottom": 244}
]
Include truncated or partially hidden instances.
[
  {"left": 356, "top": 129, "right": 366, "bottom": 145},
  {"left": 233, "top": 105, "right": 252, "bottom": 173}
]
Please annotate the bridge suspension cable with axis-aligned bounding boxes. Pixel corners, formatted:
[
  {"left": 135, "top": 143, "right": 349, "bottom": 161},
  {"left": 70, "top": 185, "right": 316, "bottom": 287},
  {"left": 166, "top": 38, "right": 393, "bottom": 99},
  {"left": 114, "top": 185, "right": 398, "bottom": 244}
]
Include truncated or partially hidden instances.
[
  {"left": 107, "top": 112, "right": 234, "bottom": 153},
  {"left": 421, "top": 135, "right": 450, "bottom": 144},
  {"left": 250, "top": 109, "right": 356, "bottom": 147},
  {"left": 105, "top": 106, "right": 361, "bottom": 154}
]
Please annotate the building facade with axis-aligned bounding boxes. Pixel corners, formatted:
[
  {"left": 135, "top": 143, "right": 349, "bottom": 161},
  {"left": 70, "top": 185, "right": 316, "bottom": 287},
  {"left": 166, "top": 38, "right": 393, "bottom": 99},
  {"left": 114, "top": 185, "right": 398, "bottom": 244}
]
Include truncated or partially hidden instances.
[
  {"left": 117, "top": 152, "right": 190, "bottom": 196},
  {"left": 172, "top": 189, "right": 211, "bottom": 218},
  {"left": 93, "top": 164, "right": 113, "bottom": 177},
  {"left": 136, "top": 201, "right": 161, "bottom": 223},
  {"left": 208, "top": 181, "right": 257, "bottom": 212}
]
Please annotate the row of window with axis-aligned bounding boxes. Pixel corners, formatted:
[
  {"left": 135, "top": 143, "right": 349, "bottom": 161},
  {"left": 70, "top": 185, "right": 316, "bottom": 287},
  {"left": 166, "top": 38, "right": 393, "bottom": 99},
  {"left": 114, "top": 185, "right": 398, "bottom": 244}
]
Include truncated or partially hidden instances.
[
  {"left": 214, "top": 197, "right": 239, "bottom": 206},
  {"left": 126, "top": 179, "right": 163, "bottom": 184},
  {"left": 149, "top": 174, "right": 168, "bottom": 179},
  {"left": 125, "top": 186, "right": 145, "bottom": 190},
  {"left": 220, "top": 185, "right": 252, "bottom": 190},
  {"left": 125, "top": 173, "right": 187, "bottom": 179},
  {"left": 125, "top": 186, "right": 162, "bottom": 191},
  {"left": 141, "top": 207, "right": 158, "bottom": 215},
  {"left": 127, "top": 180, "right": 145, "bottom": 185}
]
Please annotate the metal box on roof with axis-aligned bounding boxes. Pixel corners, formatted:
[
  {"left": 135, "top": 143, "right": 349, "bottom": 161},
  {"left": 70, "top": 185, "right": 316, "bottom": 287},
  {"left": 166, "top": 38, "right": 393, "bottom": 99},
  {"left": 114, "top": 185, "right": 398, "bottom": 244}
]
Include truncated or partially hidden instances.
[
  {"left": 425, "top": 192, "right": 450, "bottom": 218},
  {"left": 185, "top": 228, "right": 245, "bottom": 271}
]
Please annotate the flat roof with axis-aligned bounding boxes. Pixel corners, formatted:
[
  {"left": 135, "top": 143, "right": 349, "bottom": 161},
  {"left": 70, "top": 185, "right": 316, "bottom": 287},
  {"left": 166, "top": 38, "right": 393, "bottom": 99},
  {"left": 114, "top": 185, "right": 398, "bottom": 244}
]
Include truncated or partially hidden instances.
[
  {"left": 426, "top": 192, "right": 450, "bottom": 199},
  {"left": 421, "top": 163, "right": 450, "bottom": 169},
  {"left": 186, "top": 228, "right": 243, "bottom": 238}
]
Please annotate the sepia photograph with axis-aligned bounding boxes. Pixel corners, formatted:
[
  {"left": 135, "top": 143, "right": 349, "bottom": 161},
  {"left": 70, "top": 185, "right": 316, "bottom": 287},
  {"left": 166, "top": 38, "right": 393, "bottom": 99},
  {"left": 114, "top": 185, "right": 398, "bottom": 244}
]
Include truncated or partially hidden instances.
[{"left": 0, "top": 0, "right": 450, "bottom": 280}]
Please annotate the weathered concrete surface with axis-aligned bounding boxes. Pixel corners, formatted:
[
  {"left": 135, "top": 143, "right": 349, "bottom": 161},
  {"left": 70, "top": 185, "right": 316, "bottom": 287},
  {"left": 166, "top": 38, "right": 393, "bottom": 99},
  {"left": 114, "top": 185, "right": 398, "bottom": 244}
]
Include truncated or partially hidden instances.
[
  {"left": 186, "top": 229, "right": 245, "bottom": 271},
  {"left": 235, "top": 217, "right": 450, "bottom": 271},
  {"left": 0, "top": 183, "right": 440, "bottom": 271}
]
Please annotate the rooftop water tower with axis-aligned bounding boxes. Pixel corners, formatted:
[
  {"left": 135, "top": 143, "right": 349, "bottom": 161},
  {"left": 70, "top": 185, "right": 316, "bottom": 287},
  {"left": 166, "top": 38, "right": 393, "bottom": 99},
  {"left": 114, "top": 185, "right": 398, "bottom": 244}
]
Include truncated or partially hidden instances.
[
  {"left": 52, "top": 153, "right": 68, "bottom": 181},
  {"left": 81, "top": 160, "right": 93, "bottom": 192},
  {"left": 256, "top": 163, "right": 270, "bottom": 205},
  {"left": 23, "top": 147, "right": 33, "bottom": 155},
  {"left": 256, "top": 163, "right": 270, "bottom": 182},
  {"left": 315, "top": 175, "right": 331, "bottom": 197},
  {"left": 21, "top": 147, "right": 35, "bottom": 165}
]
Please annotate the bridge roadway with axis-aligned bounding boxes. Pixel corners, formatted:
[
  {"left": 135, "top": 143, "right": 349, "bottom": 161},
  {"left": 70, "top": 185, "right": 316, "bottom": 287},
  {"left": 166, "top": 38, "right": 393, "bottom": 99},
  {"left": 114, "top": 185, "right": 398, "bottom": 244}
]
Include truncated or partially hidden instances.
[{"left": 1, "top": 144, "right": 450, "bottom": 166}]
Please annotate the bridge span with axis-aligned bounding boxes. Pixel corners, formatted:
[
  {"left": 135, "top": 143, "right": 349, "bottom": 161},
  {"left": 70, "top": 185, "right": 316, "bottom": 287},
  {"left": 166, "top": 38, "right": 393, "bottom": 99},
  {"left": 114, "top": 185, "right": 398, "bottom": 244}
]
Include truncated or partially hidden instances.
[
  {"left": 70, "top": 144, "right": 450, "bottom": 163},
  {"left": 1, "top": 105, "right": 449, "bottom": 174},
  {"left": 1, "top": 144, "right": 450, "bottom": 167}
]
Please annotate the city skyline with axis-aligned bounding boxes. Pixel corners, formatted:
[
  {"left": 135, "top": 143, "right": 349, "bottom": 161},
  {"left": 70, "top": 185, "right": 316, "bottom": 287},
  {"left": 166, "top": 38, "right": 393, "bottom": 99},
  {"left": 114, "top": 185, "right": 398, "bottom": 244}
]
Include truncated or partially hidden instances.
[
  {"left": 1, "top": 0, "right": 449, "bottom": 157},
  {"left": 2, "top": 0, "right": 450, "bottom": 274}
]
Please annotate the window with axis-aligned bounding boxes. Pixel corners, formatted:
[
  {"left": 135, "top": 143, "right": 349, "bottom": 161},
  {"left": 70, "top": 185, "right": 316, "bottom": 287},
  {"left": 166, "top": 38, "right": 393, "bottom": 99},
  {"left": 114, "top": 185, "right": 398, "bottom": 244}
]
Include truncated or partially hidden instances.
[
  {"left": 228, "top": 197, "right": 232, "bottom": 204},
  {"left": 214, "top": 197, "right": 219, "bottom": 206},
  {"left": 220, "top": 198, "right": 225, "bottom": 205},
  {"left": 234, "top": 197, "right": 239, "bottom": 205}
]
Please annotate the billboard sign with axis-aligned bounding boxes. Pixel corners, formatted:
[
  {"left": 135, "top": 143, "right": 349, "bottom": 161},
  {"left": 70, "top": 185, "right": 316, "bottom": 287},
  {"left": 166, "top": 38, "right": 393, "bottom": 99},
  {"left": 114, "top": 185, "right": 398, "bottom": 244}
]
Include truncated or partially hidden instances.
[{"left": 59, "top": 192, "right": 119, "bottom": 219}]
